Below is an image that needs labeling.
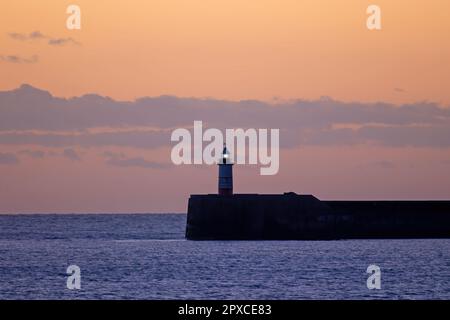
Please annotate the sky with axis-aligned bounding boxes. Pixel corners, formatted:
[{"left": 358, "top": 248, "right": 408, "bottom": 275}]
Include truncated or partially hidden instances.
[{"left": 1, "top": 1, "right": 450, "bottom": 213}]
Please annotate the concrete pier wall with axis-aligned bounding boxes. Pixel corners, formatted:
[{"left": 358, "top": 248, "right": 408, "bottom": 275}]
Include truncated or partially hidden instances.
[{"left": 185, "top": 193, "right": 450, "bottom": 240}]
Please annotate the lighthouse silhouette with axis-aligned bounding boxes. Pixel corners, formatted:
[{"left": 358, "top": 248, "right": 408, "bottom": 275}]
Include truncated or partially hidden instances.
[{"left": 218, "top": 143, "right": 233, "bottom": 195}]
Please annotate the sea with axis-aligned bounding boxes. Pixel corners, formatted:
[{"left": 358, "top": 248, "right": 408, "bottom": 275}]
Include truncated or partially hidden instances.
[{"left": 0, "top": 214, "right": 449, "bottom": 300}]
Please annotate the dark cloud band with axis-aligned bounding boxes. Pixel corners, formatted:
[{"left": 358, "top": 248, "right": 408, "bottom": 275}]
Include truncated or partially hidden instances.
[{"left": 1, "top": 84, "right": 450, "bottom": 149}]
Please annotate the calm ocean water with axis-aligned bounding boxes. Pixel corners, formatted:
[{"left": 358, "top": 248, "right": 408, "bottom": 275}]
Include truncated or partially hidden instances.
[{"left": 0, "top": 214, "right": 449, "bottom": 300}]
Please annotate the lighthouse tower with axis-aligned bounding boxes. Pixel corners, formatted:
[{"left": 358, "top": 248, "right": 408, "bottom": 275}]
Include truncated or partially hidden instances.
[{"left": 218, "top": 143, "right": 233, "bottom": 195}]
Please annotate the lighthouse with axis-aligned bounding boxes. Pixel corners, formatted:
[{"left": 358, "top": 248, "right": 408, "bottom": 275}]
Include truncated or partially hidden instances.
[{"left": 218, "top": 143, "right": 233, "bottom": 195}]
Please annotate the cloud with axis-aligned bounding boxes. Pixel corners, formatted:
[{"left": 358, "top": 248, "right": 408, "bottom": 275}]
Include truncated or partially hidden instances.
[
  {"left": 63, "top": 148, "right": 81, "bottom": 161},
  {"left": 8, "top": 32, "right": 27, "bottom": 40},
  {"left": 48, "top": 37, "right": 80, "bottom": 46},
  {"left": 29, "top": 31, "right": 46, "bottom": 39},
  {"left": 103, "top": 152, "right": 168, "bottom": 169},
  {"left": 0, "top": 131, "right": 168, "bottom": 149},
  {"left": 1, "top": 84, "right": 450, "bottom": 149},
  {"left": 8, "top": 31, "right": 80, "bottom": 46},
  {"left": 18, "top": 149, "right": 45, "bottom": 158},
  {"left": 0, "top": 152, "right": 19, "bottom": 165},
  {"left": 0, "top": 54, "right": 38, "bottom": 64}
]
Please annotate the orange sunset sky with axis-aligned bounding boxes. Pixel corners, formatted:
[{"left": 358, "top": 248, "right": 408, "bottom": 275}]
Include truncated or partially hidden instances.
[
  {"left": 1, "top": 0, "right": 450, "bottom": 103},
  {"left": 1, "top": 1, "right": 450, "bottom": 213}
]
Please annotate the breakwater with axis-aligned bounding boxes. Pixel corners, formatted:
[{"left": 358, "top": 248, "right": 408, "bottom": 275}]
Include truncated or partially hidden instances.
[{"left": 186, "top": 193, "right": 450, "bottom": 240}]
